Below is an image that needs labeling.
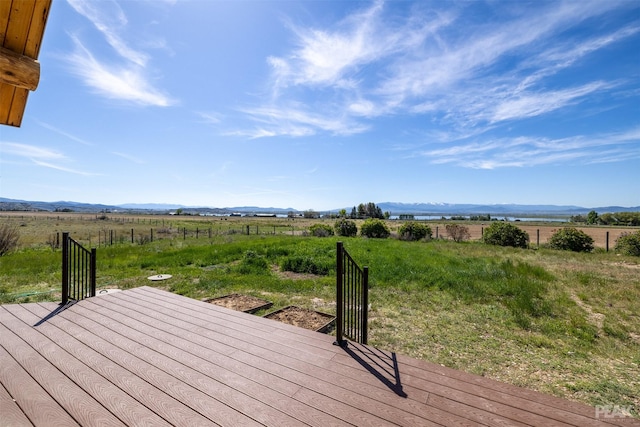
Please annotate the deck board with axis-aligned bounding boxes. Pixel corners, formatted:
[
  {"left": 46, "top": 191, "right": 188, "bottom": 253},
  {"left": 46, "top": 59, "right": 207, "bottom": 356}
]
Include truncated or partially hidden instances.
[{"left": 0, "top": 286, "right": 637, "bottom": 427}]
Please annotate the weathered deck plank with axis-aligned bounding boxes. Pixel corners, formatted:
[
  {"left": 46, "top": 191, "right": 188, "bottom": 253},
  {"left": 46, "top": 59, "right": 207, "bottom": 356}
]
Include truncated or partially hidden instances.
[{"left": 0, "top": 286, "right": 637, "bottom": 427}]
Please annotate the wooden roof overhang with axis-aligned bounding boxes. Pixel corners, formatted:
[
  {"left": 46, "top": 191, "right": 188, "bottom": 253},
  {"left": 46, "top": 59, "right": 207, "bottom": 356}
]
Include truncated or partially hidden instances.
[{"left": 0, "top": 0, "right": 52, "bottom": 127}]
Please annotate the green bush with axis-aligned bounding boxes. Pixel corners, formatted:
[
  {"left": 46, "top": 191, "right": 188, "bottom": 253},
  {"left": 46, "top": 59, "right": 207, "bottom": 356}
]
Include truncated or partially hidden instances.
[
  {"left": 548, "top": 227, "right": 594, "bottom": 252},
  {"left": 360, "top": 218, "right": 390, "bottom": 238},
  {"left": 280, "top": 256, "right": 331, "bottom": 275},
  {"left": 334, "top": 218, "right": 358, "bottom": 237},
  {"left": 309, "top": 223, "right": 334, "bottom": 237},
  {"left": 615, "top": 231, "right": 640, "bottom": 256},
  {"left": 483, "top": 222, "right": 529, "bottom": 248},
  {"left": 0, "top": 224, "right": 20, "bottom": 256},
  {"left": 236, "top": 250, "right": 269, "bottom": 274},
  {"left": 398, "top": 221, "right": 432, "bottom": 241}
]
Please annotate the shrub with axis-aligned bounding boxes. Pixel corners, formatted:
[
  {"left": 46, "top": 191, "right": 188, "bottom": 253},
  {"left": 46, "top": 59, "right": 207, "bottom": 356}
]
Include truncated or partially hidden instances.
[
  {"left": 398, "top": 221, "right": 432, "bottom": 241},
  {"left": 615, "top": 231, "right": 640, "bottom": 256},
  {"left": 483, "top": 222, "right": 529, "bottom": 248},
  {"left": 280, "top": 256, "right": 330, "bottom": 275},
  {"left": 445, "top": 224, "right": 471, "bottom": 242},
  {"left": 236, "top": 250, "right": 269, "bottom": 274},
  {"left": 360, "top": 218, "right": 390, "bottom": 238},
  {"left": 334, "top": 218, "right": 358, "bottom": 237},
  {"left": 548, "top": 227, "right": 594, "bottom": 252},
  {"left": 0, "top": 224, "right": 20, "bottom": 256},
  {"left": 309, "top": 223, "right": 334, "bottom": 237}
]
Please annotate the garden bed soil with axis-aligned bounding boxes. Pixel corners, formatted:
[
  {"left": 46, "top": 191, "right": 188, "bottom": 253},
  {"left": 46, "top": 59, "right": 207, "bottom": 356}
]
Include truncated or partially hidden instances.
[
  {"left": 204, "top": 294, "right": 272, "bottom": 314},
  {"left": 264, "top": 305, "right": 335, "bottom": 333}
]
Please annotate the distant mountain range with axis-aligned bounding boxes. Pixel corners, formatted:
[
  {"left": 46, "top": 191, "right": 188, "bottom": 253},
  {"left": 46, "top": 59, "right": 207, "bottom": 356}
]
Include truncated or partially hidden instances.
[
  {"left": 1, "top": 198, "right": 638, "bottom": 216},
  {"left": 375, "top": 202, "right": 640, "bottom": 215}
]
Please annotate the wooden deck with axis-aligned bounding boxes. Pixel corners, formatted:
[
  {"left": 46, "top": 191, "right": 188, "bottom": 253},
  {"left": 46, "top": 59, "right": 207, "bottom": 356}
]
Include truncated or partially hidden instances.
[{"left": 0, "top": 286, "right": 637, "bottom": 426}]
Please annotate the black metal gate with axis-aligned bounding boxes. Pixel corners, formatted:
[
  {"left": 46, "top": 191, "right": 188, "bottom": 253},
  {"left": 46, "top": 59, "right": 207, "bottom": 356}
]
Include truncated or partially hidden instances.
[
  {"left": 335, "top": 241, "right": 369, "bottom": 346},
  {"left": 61, "top": 232, "right": 96, "bottom": 305}
]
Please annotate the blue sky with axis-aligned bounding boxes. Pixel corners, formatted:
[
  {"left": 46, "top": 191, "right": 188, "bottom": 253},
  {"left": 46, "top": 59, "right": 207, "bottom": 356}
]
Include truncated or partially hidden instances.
[{"left": 1, "top": 0, "right": 639, "bottom": 211}]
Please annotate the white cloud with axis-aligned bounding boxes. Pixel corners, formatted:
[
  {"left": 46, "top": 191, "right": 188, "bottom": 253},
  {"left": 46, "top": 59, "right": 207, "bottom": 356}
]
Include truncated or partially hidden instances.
[
  {"left": 65, "top": 35, "right": 174, "bottom": 107},
  {"left": 275, "top": 0, "right": 386, "bottom": 88},
  {"left": 0, "top": 142, "right": 99, "bottom": 175},
  {"left": 64, "top": 0, "right": 175, "bottom": 107},
  {"left": 197, "top": 111, "right": 223, "bottom": 125},
  {"left": 112, "top": 152, "right": 146, "bottom": 164},
  {"left": 230, "top": 0, "right": 638, "bottom": 178},
  {"left": 488, "top": 81, "right": 613, "bottom": 123},
  {"left": 31, "top": 160, "right": 100, "bottom": 176},
  {"left": 37, "top": 121, "right": 93, "bottom": 146},
  {"left": 66, "top": 0, "right": 149, "bottom": 66},
  {"left": 0, "top": 142, "right": 65, "bottom": 160},
  {"left": 420, "top": 127, "right": 640, "bottom": 169},
  {"left": 236, "top": 105, "right": 369, "bottom": 138}
]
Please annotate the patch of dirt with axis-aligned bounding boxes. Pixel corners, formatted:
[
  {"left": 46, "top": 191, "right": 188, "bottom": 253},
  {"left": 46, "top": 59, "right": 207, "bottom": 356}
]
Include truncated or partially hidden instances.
[
  {"left": 271, "top": 265, "right": 322, "bottom": 281},
  {"left": 610, "top": 262, "right": 640, "bottom": 269},
  {"left": 570, "top": 293, "right": 604, "bottom": 330},
  {"left": 206, "top": 294, "right": 272, "bottom": 313},
  {"left": 264, "top": 306, "right": 335, "bottom": 332}
]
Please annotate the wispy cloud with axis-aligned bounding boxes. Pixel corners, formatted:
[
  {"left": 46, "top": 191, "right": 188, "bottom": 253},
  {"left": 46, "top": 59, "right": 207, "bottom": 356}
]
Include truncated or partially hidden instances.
[
  {"left": 420, "top": 127, "right": 640, "bottom": 169},
  {"left": 487, "top": 81, "right": 614, "bottom": 123},
  {"left": 64, "top": 0, "right": 175, "bottom": 107},
  {"left": 197, "top": 111, "right": 224, "bottom": 125},
  {"left": 232, "top": 104, "right": 369, "bottom": 138},
  {"left": 236, "top": 0, "right": 637, "bottom": 149},
  {"left": 67, "top": 0, "right": 149, "bottom": 66},
  {"left": 65, "top": 35, "right": 174, "bottom": 106},
  {"left": 31, "top": 160, "right": 101, "bottom": 176},
  {"left": 1, "top": 142, "right": 65, "bottom": 160},
  {"left": 112, "top": 152, "right": 146, "bottom": 164},
  {"left": 37, "top": 121, "right": 93, "bottom": 146},
  {"left": 0, "top": 142, "right": 98, "bottom": 175}
]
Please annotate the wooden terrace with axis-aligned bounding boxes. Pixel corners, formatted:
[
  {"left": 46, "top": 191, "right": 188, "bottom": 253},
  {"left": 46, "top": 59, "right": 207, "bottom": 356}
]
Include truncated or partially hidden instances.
[{"left": 1, "top": 286, "right": 637, "bottom": 426}]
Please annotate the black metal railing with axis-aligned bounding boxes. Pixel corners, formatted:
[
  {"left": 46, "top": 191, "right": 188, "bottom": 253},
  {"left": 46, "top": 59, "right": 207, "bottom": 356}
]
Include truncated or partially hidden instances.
[
  {"left": 335, "top": 241, "right": 369, "bottom": 346},
  {"left": 61, "top": 232, "right": 96, "bottom": 305}
]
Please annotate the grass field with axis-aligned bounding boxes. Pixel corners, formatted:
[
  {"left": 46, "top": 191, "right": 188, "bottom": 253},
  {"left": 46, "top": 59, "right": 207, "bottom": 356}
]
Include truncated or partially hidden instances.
[{"left": 1, "top": 212, "right": 639, "bottom": 417}]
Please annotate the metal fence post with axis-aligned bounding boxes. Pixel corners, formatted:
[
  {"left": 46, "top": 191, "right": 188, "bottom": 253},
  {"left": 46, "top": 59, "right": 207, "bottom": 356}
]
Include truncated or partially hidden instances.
[
  {"left": 61, "top": 232, "right": 69, "bottom": 305},
  {"left": 362, "top": 266, "right": 369, "bottom": 345},
  {"left": 90, "top": 248, "right": 97, "bottom": 297},
  {"left": 334, "top": 241, "right": 345, "bottom": 347}
]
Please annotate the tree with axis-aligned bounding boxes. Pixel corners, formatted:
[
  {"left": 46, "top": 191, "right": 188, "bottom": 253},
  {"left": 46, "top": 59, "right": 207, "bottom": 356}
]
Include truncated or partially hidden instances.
[
  {"left": 338, "top": 209, "right": 347, "bottom": 218},
  {"left": 357, "top": 203, "right": 366, "bottom": 219},
  {"left": 303, "top": 209, "right": 318, "bottom": 219},
  {"left": 350, "top": 207, "right": 357, "bottom": 219},
  {"left": 570, "top": 214, "right": 586, "bottom": 223},
  {"left": 587, "top": 210, "right": 599, "bottom": 225},
  {"left": 483, "top": 222, "right": 529, "bottom": 248},
  {"left": 548, "top": 227, "right": 594, "bottom": 252},
  {"left": 354, "top": 202, "right": 385, "bottom": 219},
  {"left": 334, "top": 218, "right": 358, "bottom": 237},
  {"left": 360, "top": 218, "right": 390, "bottom": 238}
]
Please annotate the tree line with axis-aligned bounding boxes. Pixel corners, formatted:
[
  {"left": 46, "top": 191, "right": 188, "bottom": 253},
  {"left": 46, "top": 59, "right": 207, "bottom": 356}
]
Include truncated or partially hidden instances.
[{"left": 570, "top": 211, "right": 640, "bottom": 226}]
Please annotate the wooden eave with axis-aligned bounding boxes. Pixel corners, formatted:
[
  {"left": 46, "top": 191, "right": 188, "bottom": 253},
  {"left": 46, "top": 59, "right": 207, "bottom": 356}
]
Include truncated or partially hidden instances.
[{"left": 0, "top": 0, "right": 52, "bottom": 127}]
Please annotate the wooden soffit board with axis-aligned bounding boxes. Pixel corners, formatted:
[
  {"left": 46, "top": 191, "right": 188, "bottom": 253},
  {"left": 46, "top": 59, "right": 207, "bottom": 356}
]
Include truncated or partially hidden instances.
[{"left": 0, "top": 0, "right": 52, "bottom": 127}]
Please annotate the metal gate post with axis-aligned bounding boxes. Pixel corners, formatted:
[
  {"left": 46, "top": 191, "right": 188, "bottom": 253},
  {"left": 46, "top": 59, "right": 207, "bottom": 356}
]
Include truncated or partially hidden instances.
[
  {"left": 61, "top": 232, "right": 69, "bottom": 305},
  {"left": 334, "top": 241, "right": 345, "bottom": 347}
]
